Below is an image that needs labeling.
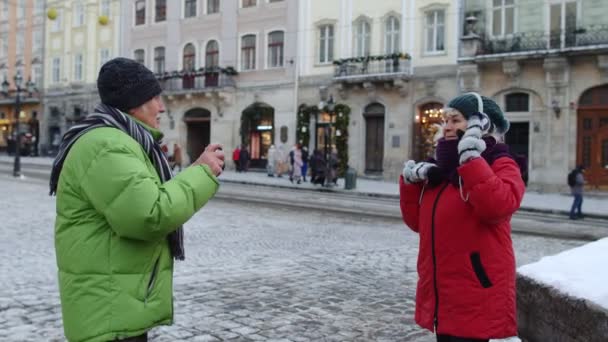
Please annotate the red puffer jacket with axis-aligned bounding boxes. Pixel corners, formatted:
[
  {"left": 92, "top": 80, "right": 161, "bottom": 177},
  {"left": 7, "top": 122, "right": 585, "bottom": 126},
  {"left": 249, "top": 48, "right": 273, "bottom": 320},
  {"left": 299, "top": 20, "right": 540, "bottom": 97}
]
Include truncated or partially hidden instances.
[{"left": 400, "top": 157, "right": 525, "bottom": 339}]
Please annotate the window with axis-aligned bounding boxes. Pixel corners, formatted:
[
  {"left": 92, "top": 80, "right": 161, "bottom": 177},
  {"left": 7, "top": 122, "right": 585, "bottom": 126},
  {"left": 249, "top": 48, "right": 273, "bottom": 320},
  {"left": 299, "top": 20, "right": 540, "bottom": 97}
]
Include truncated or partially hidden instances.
[
  {"left": 52, "top": 9, "right": 63, "bottom": 32},
  {"left": 242, "top": 0, "right": 256, "bottom": 8},
  {"left": 17, "top": 35, "right": 24, "bottom": 55},
  {"left": 183, "top": 43, "right": 196, "bottom": 70},
  {"left": 505, "top": 93, "right": 530, "bottom": 112},
  {"left": 425, "top": 10, "right": 445, "bottom": 53},
  {"left": 184, "top": 0, "right": 197, "bottom": 17},
  {"left": 32, "top": 64, "right": 42, "bottom": 87},
  {"left": 134, "top": 49, "right": 145, "bottom": 64},
  {"left": 35, "top": 0, "right": 44, "bottom": 15},
  {"left": 155, "top": 0, "right": 167, "bottom": 22},
  {"left": 33, "top": 30, "right": 42, "bottom": 52},
  {"left": 1, "top": 36, "right": 6, "bottom": 57},
  {"left": 205, "top": 40, "right": 219, "bottom": 67},
  {"left": 354, "top": 20, "right": 371, "bottom": 57},
  {"left": 207, "top": 0, "right": 220, "bottom": 14},
  {"left": 100, "top": 48, "right": 111, "bottom": 67},
  {"left": 550, "top": 0, "right": 577, "bottom": 49},
  {"left": 1, "top": 0, "right": 7, "bottom": 21},
  {"left": 385, "top": 16, "right": 400, "bottom": 54},
  {"left": 492, "top": 0, "right": 515, "bottom": 37},
  {"left": 52, "top": 57, "right": 61, "bottom": 83},
  {"left": 101, "top": 0, "right": 111, "bottom": 17},
  {"left": 267, "top": 31, "right": 284, "bottom": 68},
  {"left": 73, "top": 2, "right": 85, "bottom": 27},
  {"left": 74, "top": 54, "right": 84, "bottom": 81},
  {"left": 135, "top": 0, "right": 146, "bottom": 25},
  {"left": 154, "top": 47, "right": 165, "bottom": 73},
  {"left": 319, "top": 24, "right": 334, "bottom": 63},
  {"left": 241, "top": 35, "right": 256, "bottom": 70},
  {"left": 17, "top": 0, "right": 24, "bottom": 19}
]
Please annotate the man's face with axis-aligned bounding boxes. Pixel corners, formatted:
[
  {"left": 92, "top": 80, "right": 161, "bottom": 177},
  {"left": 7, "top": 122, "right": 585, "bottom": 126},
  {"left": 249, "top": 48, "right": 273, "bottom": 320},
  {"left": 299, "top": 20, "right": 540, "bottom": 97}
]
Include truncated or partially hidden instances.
[{"left": 129, "top": 96, "right": 165, "bottom": 129}]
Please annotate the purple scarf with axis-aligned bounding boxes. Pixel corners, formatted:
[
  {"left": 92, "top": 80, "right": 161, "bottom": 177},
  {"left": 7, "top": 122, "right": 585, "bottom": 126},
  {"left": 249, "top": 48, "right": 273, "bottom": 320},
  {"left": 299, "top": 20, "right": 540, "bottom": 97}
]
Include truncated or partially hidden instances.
[{"left": 427, "top": 136, "right": 526, "bottom": 187}]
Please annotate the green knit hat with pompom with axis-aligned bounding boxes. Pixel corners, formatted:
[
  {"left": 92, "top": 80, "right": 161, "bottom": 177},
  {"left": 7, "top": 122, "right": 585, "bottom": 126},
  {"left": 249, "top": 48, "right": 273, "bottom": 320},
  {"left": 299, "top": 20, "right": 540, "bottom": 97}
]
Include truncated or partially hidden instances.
[{"left": 447, "top": 93, "right": 510, "bottom": 134}]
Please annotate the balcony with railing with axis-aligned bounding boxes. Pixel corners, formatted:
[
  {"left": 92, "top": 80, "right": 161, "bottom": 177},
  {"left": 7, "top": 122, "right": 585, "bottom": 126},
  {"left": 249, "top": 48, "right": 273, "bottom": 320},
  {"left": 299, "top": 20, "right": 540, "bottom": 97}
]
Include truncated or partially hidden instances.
[
  {"left": 332, "top": 54, "right": 412, "bottom": 83},
  {"left": 463, "top": 25, "right": 608, "bottom": 59},
  {"left": 156, "top": 67, "right": 237, "bottom": 95}
]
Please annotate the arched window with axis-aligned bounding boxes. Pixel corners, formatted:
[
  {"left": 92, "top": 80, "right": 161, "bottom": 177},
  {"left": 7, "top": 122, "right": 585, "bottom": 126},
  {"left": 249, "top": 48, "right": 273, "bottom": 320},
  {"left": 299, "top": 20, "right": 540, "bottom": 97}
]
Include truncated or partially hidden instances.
[
  {"left": 183, "top": 43, "right": 196, "bottom": 71},
  {"left": 505, "top": 92, "right": 530, "bottom": 112},
  {"left": 241, "top": 35, "right": 256, "bottom": 70},
  {"left": 354, "top": 20, "right": 371, "bottom": 57},
  {"left": 385, "top": 16, "right": 400, "bottom": 54},
  {"left": 205, "top": 40, "right": 219, "bottom": 68},
  {"left": 268, "top": 31, "right": 284, "bottom": 68}
]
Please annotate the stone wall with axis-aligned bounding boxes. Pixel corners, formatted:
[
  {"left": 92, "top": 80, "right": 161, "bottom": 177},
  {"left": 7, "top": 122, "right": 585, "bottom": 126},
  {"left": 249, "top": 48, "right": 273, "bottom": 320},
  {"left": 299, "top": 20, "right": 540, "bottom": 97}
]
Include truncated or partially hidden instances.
[{"left": 517, "top": 274, "right": 608, "bottom": 342}]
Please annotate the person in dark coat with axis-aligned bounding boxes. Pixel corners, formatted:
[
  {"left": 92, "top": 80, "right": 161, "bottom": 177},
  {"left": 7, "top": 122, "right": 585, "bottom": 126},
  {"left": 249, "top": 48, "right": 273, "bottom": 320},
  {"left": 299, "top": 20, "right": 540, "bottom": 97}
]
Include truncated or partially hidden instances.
[
  {"left": 301, "top": 146, "right": 309, "bottom": 182},
  {"left": 239, "top": 144, "right": 249, "bottom": 172},
  {"left": 400, "top": 93, "right": 525, "bottom": 342},
  {"left": 569, "top": 165, "right": 585, "bottom": 220},
  {"left": 310, "top": 149, "right": 325, "bottom": 185}
]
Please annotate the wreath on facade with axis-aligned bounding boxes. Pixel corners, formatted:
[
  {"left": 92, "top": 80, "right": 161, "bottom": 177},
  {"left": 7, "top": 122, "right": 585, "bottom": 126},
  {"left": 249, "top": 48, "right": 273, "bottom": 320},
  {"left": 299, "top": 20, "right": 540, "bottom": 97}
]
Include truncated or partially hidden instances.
[
  {"left": 332, "top": 52, "right": 411, "bottom": 66},
  {"left": 296, "top": 103, "right": 351, "bottom": 177}
]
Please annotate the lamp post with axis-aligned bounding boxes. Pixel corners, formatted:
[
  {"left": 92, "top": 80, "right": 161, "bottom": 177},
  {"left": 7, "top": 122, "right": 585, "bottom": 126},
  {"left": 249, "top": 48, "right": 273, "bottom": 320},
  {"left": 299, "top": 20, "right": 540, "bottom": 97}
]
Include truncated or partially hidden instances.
[{"left": 1, "top": 71, "right": 36, "bottom": 177}]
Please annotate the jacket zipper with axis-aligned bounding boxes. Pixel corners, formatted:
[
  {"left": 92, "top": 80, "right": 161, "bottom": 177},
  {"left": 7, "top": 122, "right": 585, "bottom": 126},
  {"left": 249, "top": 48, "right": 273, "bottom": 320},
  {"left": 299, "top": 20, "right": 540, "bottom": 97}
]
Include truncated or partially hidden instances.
[
  {"left": 431, "top": 183, "right": 449, "bottom": 332},
  {"left": 144, "top": 257, "right": 160, "bottom": 306}
]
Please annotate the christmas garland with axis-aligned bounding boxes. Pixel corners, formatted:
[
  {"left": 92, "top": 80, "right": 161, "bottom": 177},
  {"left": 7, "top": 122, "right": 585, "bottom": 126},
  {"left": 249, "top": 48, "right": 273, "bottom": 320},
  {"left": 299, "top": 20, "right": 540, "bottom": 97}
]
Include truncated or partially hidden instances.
[
  {"left": 296, "top": 103, "right": 351, "bottom": 177},
  {"left": 155, "top": 66, "right": 238, "bottom": 80},
  {"left": 333, "top": 52, "right": 411, "bottom": 66}
]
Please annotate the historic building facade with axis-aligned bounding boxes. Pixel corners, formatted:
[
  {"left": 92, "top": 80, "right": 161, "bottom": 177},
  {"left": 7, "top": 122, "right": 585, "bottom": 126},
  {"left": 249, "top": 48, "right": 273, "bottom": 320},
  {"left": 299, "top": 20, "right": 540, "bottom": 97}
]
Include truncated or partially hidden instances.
[
  {"left": 120, "top": 0, "right": 298, "bottom": 167},
  {"left": 41, "top": 0, "right": 120, "bottom": 155},
  {"left": 459, "top": 0, "right": 608, "bottom": 190},
  {"left": 0, "top": 0, "right": 45, "bottom": 155},
  {"left": 296, "top": 0, "right": 462, "bottom": 180}
]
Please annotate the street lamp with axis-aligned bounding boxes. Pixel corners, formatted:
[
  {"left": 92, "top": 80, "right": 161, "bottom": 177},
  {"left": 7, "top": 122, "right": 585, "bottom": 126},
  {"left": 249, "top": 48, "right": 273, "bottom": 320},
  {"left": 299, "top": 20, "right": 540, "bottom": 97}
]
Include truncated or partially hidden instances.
[
  {"left": 322, "top": 95, "right": 336, "bottom": 187},
  {"left": 1, "top": 71, "right": 36, "bottom": 177}
]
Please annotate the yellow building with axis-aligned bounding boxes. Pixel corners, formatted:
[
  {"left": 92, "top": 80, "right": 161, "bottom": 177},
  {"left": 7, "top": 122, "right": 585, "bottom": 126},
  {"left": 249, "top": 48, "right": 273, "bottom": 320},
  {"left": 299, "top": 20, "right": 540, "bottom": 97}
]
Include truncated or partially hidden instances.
[{"left": 41, "top": 0, "right": 120, "bottom": 155}]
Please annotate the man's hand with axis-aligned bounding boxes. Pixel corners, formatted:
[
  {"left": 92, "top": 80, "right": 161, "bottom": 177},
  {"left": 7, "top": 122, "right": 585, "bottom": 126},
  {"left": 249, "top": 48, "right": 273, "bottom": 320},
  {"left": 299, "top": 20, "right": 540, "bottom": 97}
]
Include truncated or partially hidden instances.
[
  {"left": 193, "top": 143, "right": 225, "bottom": 176},
  {"left": 402, "top": 160, "right": 437, "bottom": 184},
  {"left": 458, "top": 113, "right": 487, "bottom": 164}
]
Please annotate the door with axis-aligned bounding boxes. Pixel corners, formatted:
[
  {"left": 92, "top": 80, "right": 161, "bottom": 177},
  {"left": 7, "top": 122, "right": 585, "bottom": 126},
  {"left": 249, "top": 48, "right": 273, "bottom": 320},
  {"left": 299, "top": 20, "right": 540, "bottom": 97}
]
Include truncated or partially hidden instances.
[
  {"left": 365, "top": 115, "right": 384, "bottom": 173},
  {"left": 577, "top": 110, "right": 608, "bottom": 188},
  {"left": 186, "top": 121, "right": 210, "bottom": 162}
]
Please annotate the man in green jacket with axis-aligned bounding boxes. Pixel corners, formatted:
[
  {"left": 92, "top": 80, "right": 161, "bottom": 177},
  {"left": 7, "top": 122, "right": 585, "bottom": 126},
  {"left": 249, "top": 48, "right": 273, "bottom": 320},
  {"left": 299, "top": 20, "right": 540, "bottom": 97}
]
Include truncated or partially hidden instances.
[{"left": 50, "top": 58, "right": 224, "bottom": 342}]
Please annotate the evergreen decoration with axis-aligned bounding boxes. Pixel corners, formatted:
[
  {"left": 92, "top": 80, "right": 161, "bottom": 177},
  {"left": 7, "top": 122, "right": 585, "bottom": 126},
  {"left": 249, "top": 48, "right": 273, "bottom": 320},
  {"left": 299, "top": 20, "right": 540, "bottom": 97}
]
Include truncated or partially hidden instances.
[
  {"left": 297, "top": 103, "right": 351, "bottom": 177},
  {"left": 154, "top": 67, "right": 238, "bottom": 80},
  {"left": 332, "top": 52, "right": 411, "bottom": 66}
]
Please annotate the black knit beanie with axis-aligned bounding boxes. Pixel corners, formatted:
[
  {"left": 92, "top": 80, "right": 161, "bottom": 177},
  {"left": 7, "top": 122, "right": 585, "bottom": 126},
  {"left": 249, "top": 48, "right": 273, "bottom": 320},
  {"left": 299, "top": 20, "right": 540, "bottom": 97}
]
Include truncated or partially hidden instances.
[
  {"left": 447, "top": 93, "right": 510, "bottom": 134},
  {"left": 97, "top": 57, "right": 162, "bottom": 113}
]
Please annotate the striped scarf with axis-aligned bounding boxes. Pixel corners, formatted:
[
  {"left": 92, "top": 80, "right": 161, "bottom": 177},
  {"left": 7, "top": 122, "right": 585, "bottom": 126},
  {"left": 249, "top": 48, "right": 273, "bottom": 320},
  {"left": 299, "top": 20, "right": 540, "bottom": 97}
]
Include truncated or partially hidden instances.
[{"left": 49, "top": 103, "right": 185, "bottom": 260}]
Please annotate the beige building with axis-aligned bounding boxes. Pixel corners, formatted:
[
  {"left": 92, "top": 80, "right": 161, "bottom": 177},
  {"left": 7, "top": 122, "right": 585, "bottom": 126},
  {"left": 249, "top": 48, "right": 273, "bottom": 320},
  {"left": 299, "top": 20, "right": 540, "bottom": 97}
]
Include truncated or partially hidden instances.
[
  {"left": 297, "top": 0, "right": 462, "bottom": 180},
  {"left": 0, "top": 0, "right": 45, "bottom": 155},
  {"left": 459, "top": 0, "right": 608, "bottom": 190},
  {"left": 120, "top": 0, "right": 299, "bottom": 168},
  {"left": 41, "top": 0, "right": 120, "bottom": 155}
]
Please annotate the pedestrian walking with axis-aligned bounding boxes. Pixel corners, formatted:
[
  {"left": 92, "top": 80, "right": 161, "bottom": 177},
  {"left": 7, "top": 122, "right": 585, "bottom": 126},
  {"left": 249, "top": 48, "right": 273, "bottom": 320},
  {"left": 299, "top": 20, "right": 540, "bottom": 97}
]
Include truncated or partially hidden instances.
[
  {"left": 568, "top": 165, "right": 586, "bottom": 220},
  {"left": 301, "top": 146, "right": 309, "bottom": 182},
  {"left": 172, "top": 143, "right": 183, "bottom": 172},
  {"left": 310, "top": 149, "right": 326, "bottom": 185},
  {"left": 233, "top": 145, "right": 241, "bottom": 171},
  {"left": 49, "top": 57, "right": 225, "bottom": 342},
  {"left": 399, "top": 93, "right": 526, "bottom": 342},
  {"left": 292, "top": 144, "right": 303, "bottom": 184}
]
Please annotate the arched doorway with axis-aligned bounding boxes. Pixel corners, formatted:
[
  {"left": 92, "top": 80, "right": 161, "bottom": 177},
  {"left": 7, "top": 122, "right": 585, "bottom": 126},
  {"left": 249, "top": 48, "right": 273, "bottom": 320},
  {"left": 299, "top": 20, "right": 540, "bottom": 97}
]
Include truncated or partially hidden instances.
[
  {"left": 184, "top": 108, "right": 211, "bottom": 162},
  {"left": 414, "top": 102, "right": 444, "bottom": 161},
  {"left": 241, "top": 102, "right": 275, "bottom": 169},
  {"left": 577, "top": 85, "right": 608, "bottom": 188},
  {"left": 364, "top": 103, "right": 385, "bottom": 173}
]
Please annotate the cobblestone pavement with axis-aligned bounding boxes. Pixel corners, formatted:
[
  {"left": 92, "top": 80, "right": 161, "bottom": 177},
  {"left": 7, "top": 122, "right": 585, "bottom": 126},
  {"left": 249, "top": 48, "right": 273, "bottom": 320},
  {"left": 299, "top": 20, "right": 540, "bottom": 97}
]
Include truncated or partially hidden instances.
[{"left": 0, "top": 176, "right": 586, "bottom": 341}]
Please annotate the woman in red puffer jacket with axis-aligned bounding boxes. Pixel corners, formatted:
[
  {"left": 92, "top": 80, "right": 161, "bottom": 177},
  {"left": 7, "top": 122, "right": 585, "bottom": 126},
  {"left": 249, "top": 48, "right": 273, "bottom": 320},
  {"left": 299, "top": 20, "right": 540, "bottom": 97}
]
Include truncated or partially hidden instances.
[{"left": 400, "top": 93, "right": 526, "bottom": 342}]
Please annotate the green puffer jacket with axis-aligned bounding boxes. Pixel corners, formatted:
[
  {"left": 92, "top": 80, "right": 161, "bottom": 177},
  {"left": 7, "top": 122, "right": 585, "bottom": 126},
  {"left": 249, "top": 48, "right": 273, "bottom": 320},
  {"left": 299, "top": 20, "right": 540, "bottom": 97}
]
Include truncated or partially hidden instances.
[{"left": 54, "top": 124, "right": 219, "bottom": 342}]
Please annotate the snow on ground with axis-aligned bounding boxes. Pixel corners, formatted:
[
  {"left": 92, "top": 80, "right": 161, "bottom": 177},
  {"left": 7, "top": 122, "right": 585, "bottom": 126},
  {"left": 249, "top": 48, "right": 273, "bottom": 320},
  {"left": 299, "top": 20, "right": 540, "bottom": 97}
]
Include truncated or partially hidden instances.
[{"left": 518, "top": 237, "right": 608, "bottom": 310}]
